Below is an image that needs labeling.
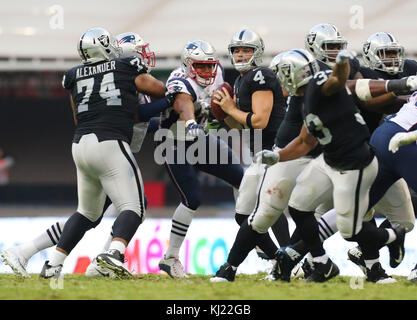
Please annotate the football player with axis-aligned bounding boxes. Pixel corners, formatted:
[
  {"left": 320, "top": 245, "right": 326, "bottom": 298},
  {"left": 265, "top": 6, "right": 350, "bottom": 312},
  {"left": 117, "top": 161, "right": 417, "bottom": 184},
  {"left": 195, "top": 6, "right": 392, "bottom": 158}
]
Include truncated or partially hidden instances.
[
  {"left": 157, "top": 40, "right": 246, "bottom": 279},
  {"left": 264, "top": 49, "right": 406, "bottom": 283},
  {"left": 209, "top": 29, "right": 289, "bottom": 282},
  {"left": 1, "top": 29, "right": 173, "bottom": 278}
]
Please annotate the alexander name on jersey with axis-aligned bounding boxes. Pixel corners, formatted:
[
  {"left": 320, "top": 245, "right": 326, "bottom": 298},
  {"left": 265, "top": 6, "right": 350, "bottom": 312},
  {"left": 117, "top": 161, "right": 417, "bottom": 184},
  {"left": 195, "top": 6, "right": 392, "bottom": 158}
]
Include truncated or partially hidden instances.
[{"left": 75, "top": 60, "right": 116, "bottom": 79}]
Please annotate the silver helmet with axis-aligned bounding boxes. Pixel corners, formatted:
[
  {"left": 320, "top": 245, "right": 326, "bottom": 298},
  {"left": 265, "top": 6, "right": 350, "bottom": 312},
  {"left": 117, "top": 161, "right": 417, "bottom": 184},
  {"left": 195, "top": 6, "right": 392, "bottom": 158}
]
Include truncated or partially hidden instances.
[
  {"left": 77, "top": 27, "right": 121, "bottom": 64},
  {"left": 276, "top": 49, "right": 319, "bottom": 96},
  {"left": 228, "top": 29, "right": 264, "bottom": 72},
  {"left": 116, "top": 32, "right": 156, "bottom": 69},
  {"left": 305, "top": 23, "right": 347, "bottom": 66},
  {"left": 362, "top": 32, "right": 404, "bottom": 74},
  {"left": 181, "top": 40, "right": 219, "bottom": 86},
  {"left": 269, "top": 52, "right": 286, "bottom": 76}
]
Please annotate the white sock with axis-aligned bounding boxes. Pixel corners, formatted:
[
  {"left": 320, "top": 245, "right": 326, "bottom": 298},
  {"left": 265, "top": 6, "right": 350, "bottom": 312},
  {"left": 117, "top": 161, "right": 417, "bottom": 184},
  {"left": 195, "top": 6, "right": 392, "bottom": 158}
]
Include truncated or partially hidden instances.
[
  {"left": 312, "top": 254, "right": 329, "bottom": 264},
  {"left": 19, "top": 221, "right": 66, "bottom": 260},
  {"left": 49, "top": 249, "right": 67, "bottom": 266},
  {"left": 365, "top": 258, "right": 379, "bottom": 269},
  {"left": 317, "top": 209, "right": 338, "bottom": 242},
  {"left": 109, "top": 240, "right": 126, "bottom": 254},
  {"left": 165, "top": 203, "right": 195, "bottom": 258},
  {"left": 385, "top": 228, "right": 396, "bottom": 244}
]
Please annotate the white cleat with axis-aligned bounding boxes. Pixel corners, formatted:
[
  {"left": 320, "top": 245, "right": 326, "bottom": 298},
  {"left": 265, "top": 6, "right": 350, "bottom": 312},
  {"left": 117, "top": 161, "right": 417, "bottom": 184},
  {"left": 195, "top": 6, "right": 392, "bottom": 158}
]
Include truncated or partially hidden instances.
[
  {"left": 407, "top": 264, "right": 417, "bottom": 282},
  {"left": 96, "top": 249, "right": 132, "bottom": 279},
  {"left": 1, "top": 247, "right": 30, "bottom": 278},
  {"left": 158, "top": 255, "right": 189, "bottom": 279},
  {"left": 85, "top": 257, "right": 116, "bottom": 278}
]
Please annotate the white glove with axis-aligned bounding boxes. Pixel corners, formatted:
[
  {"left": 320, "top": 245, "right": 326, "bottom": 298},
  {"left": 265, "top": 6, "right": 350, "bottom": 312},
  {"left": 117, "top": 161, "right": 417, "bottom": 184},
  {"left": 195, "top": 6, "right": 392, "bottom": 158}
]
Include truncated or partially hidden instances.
[
  {"left": 406, "top": 76, "right": 417, "bottom": 92},
  {"left": 388, "top": 130, "right": 417, "bottom": 153},
  {"left": 255, "top": 149, "right": 280, "bottom": 166},
  {"left": 185, "top": 119, "right": 207, "bottom": 138},
  {"left": 335, "top": 50, "right": 357, "bottom": 65}
]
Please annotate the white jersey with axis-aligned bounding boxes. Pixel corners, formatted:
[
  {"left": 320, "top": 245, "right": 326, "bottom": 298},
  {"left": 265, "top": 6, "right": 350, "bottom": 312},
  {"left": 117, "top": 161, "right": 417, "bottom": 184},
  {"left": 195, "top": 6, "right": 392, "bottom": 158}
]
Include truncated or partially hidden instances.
[
  {"left": 390, "top": 92, "right": 417, "bottom": 131},
  {"left": 130, "top": 93, "right": 151, "bottom": 153},
  {"left": 161, "top": 65, "right": 225, "bottom": 140}
]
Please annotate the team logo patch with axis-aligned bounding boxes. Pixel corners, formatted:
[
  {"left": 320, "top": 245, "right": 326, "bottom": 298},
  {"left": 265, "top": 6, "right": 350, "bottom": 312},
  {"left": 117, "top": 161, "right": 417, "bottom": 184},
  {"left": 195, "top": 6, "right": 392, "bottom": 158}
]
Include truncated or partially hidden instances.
[
  {"left": 186, "top": 43, "right": 198, "bottom": 51},
  {"left": 98, "top": 35, "right": 110, "bottom": 47},
  {"left": 118, "top": 35, "right": 136, "bottom": 44},
  {"left": 306, "top": 33, "right": 317, "bottom": 46},
  {"left": 281, "top": 64, "right": 292, "bottom": 78},
  {"left": 363, "top": 42, "right": 371, "bottom": 55}
]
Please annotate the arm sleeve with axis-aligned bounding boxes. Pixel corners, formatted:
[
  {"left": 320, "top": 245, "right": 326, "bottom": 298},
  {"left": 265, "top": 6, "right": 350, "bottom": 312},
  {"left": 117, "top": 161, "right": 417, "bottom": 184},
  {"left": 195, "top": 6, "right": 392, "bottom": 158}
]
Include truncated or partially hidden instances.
[{"left": 137, "top": 97, "right": 169, "bottom": 122}]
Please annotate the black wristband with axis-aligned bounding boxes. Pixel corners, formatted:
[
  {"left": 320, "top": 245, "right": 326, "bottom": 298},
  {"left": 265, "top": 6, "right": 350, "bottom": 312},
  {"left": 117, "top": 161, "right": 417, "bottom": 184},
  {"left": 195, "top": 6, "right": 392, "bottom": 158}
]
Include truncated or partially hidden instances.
[
  {"left": 386, "top": 78, "right": 409, "bottom": 95},
  {"left": 246, "top": 112, "right": 254, "bottom": 128}
]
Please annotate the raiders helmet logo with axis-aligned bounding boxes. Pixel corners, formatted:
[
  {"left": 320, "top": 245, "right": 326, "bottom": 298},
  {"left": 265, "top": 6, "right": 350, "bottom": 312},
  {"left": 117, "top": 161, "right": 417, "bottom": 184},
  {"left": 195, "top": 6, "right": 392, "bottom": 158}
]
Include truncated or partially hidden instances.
[
  {"left": 281, "top": 64, "right": 292, "bottom": 78},
  {"left": 98, "top": 35, "right": 110, "bottom": 47},
  {"left": 363, "top": 42, "right": 371, "bottom": 55},
  {"left": 306, "top": 33, "right": 317, "bottom": 46}
]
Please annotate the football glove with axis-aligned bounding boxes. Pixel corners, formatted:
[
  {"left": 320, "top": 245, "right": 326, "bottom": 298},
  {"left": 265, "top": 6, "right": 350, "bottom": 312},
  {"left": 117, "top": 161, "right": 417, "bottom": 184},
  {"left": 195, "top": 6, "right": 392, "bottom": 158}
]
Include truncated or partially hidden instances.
[
  {"left": 255, "top": 149, "right": 280, "bottom": 166},
  {"left": 185, "top": 120, "right": 207, "bottom": 137},
  {"left": 388, "top": 130, "right": 417, "bottom": 153},
  {"left": 335, "top": 50, "right": 356, "bottom": 65}
]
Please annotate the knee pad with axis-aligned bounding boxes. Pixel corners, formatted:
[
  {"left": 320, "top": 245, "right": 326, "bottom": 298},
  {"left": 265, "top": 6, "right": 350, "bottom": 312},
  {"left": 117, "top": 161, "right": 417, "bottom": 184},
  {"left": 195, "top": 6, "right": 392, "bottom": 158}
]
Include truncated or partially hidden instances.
[{"left": 250, "top": 205, "right": 282, "bottom": 234}]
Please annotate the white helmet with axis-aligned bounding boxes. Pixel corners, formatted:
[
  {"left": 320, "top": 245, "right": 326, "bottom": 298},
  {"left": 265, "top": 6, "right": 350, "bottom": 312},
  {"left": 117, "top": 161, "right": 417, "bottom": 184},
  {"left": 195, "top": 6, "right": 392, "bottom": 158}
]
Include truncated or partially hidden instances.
[
  {"left": 276, "top": 49, "right": 319, "bottom": 96},
  {"left": 181, "top": 40, "right": 219, "bottom": 86},
  {"left": 228, "top": 29, "right": 265, "bottom": 72},
  {"left": 116, "top": 32, "right": 156, "bottom": 70},
  {"left": 77, "top": 27, "right": 121, "bottom": 64},
  {"left": 269, "top": 52, "right": 286, "bottom": 76},
  {"left": 362, "top": 32, "right": 404, "bottom": 75},
  {"left": 305, "top": 23, "right": 347, "bottom": 66}
]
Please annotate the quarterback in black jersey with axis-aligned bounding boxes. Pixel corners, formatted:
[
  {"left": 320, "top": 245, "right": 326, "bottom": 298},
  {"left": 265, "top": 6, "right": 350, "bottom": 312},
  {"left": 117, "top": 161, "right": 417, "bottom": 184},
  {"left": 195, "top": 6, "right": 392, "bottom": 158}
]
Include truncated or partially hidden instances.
[
  {"left": 210, "top": 30, "right": 289, "bottom": 282},
  {"left": 39, "top": 27, "right": 168, "bottom": 279}
]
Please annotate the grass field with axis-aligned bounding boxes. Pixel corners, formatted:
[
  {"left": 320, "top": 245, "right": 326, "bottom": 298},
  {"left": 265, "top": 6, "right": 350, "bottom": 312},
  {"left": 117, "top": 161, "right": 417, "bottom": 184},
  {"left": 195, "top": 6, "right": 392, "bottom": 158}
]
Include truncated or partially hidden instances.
[{"left": 0, "top": 273, "right": 416, "bottom": 300}]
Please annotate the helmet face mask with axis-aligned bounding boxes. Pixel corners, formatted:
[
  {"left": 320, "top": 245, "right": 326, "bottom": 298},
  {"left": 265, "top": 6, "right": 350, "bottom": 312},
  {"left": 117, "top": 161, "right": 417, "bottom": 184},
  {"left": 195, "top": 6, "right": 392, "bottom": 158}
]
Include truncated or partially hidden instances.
[
  {"left": 77, "top": 27, "right": 121, "bottom": 64},
  {"left": 116, "top": 32, "right": 156, "bottom": 69},
  {"left": 305, "top": 23, "right": 347, "bottom": 66},
  {"left": 277, "top": 49, "right": 319, "bottom": 96},
  {"left": 228, "top": 29, "right": 264, "bottom": 73},
  {"left": 181, "top": 40, "right": 219, "bottom": 86},
  {"left": 363, "top": 32, "right": 404, "bottom": 74}
]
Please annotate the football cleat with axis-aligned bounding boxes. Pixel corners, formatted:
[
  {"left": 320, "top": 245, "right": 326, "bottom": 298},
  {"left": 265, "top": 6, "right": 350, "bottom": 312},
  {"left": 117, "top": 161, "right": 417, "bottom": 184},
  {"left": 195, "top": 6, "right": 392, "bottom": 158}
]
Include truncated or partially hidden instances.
[
  {"left": 96, "top": 249, "right": 132, "bottom": 279},
  {"left": 85, "top": 257, "right": 116, "bottom": 278},
  {"left": 39, "top": 261, "right": 62, "bottom": 279},
  {"left": 387, "top": 224, "right": 406, "bottom": 268},
  {"left": 158, "top": 255, "right": 189, "bottom": 279},
  {"left": 407, "top": 263, "right": 417, "bottom": 282},
  {"left": 259, "top": 259, "right": 278, "bottom": 281},
  {"left": 366, "top": 262, "right": 397, "bottom": 284},
  {"left": 347, "top": 246, "right": 367, "bottom": 275},
  {"left": 272, "top": 247, "right": 299, "bottom": 282},
  {"left": 306, "top": 258, "right": 339, "bottom": 283},
  {"left": 210, "top": 262, "right": 236, "bottom": 282},
  {"left": 1, "top": 247, "right": 30, "bottom": 278}
]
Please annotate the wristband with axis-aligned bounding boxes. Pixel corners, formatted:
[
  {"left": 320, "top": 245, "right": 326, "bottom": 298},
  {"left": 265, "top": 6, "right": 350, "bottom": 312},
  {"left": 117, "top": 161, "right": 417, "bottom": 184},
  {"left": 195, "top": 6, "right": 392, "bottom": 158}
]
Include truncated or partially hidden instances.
[
  {"left": 246, "top": 112, "right": 254, "bottom": 128},
  {"left": 386, "top": 78, "right": 408, "bottom": 95},
  {"left": 355, "top": 79, "right": 372, "bottom": 101},
  {"left": 185, "top": 119, "right": 197, "bottom": 127}
]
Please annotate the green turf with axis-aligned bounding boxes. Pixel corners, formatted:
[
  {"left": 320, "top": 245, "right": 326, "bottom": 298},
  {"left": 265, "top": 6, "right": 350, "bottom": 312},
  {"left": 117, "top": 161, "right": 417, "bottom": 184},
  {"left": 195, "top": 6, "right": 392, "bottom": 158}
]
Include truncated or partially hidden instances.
[{"left": 0, "top": 273, "right": 416, "bottom": 300}]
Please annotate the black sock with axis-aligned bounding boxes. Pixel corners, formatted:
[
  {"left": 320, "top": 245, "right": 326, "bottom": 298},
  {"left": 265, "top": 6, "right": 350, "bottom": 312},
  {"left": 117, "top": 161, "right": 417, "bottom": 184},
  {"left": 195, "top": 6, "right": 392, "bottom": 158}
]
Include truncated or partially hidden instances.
[
  {"left": 227, "top": 219, "right": 259, "bottom": 267},
  {"left": 379, "top": 218, "right": 392, "bottom": 229},
  {"left": 57, "top": 212, "right": 96, "bottom": 254},
  {"left": 271, "top": 214, "right": 291, "bottom": 247},
  {"left": 112, "top": 210, "right": 143, "bottom": 244},
  {"left": 289, "top": 227, "right": 302, "bottom": 245},
  {"left": 346, "top": 221, "right": 389, "bottom": 260},
  {"left": 288, "top": 207, "right": 325, "bottom": 257},
  {"left": 235, "top": 213, "right": 247, "bottom": 226}
]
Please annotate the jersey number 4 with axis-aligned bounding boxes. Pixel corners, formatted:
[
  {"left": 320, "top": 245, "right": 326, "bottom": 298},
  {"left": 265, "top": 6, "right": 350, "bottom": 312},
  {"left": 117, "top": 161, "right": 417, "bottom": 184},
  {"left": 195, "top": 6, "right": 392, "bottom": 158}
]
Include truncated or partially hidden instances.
[{"left": 77, "top": 72, "right": 121, "bottom": 113}]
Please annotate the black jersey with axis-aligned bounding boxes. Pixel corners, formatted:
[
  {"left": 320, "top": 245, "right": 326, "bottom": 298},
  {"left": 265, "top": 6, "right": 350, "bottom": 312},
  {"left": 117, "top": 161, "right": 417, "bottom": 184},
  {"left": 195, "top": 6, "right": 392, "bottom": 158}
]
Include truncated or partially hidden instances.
[
  {"left": 303, "top": 64, "right": 373, "bottom": 170},
  {"left": 234, "top": 66, "right": 286, "bottom": 152},
  {"left": 358, "top": 59, "right": 417, "bottom": 133},
  {"left": 63, "top": 56, "right": 147, "bottom": 143}
]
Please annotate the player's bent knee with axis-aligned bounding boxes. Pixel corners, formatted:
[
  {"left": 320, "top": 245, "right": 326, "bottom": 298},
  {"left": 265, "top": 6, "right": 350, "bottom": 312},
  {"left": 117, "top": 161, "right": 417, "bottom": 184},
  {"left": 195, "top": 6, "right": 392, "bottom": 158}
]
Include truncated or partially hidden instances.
[{"left": 251, "top": 210, "right": 281, "bottom": 234}]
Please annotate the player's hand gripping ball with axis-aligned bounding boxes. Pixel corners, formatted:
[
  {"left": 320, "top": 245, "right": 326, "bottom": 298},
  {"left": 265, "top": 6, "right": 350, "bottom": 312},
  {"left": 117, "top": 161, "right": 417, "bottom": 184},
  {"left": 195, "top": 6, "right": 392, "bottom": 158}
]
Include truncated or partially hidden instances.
[{"left": 210, "top": 82, "right": 233, "bottom": 121}]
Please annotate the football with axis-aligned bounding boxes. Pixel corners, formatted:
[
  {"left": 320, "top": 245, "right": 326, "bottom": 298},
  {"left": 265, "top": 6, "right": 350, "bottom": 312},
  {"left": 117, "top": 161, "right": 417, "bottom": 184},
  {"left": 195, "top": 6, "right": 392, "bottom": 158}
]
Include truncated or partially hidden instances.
[{"left": 210, "top": 82, "right": 233, "bottom": 121}]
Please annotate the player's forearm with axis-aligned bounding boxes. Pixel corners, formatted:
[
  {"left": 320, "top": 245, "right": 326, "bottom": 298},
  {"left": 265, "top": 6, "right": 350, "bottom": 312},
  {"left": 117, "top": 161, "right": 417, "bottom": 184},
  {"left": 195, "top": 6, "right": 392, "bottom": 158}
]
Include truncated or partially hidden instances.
[
  {"left": 322, "top": 61, "right": 350, "bottom": 96},
  {"left": 228, "top": 108, "right": 267, "bottom": 129},
  {"left": 278, "top": 136, "right": 315, "bottom": 162}
]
